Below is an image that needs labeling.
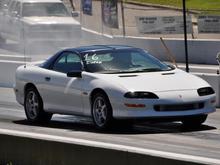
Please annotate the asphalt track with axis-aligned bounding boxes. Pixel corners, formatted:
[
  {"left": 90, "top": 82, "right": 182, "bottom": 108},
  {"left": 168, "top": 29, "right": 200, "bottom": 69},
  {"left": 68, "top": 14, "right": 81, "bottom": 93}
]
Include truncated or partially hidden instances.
[{"left": 0, "top": 87, "right": 220, "bottom": 162}]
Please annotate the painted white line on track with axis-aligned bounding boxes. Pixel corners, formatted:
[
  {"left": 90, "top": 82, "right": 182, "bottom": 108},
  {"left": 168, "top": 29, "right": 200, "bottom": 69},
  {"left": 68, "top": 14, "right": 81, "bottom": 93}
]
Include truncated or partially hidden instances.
[
  {"left": 0, "top": 106, "right": 23, "bottom": 114},
  {"left": 0, "top": 128, "right": 219, "bottom": 165},
  {"left": 0, "top": 107, "right": 22, "bottom": 112},
  {"left": 82, "top": 27, "right": 114, "bottom": 38}
]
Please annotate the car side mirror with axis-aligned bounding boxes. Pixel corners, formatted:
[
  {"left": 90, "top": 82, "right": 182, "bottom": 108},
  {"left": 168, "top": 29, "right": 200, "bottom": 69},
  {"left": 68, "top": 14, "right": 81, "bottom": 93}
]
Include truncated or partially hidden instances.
[
  {"left": 71, "top": 11, "right": 79, "bottom": 17},
  {"left": 67, "top": 70, "right": 82, "bottom": 78}
]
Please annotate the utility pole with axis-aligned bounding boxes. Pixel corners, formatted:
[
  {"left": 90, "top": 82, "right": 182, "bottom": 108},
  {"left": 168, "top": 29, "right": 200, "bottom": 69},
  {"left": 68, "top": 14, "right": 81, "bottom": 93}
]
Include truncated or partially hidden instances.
[
  {"left": 121, "top": 0, "right": 126, "bottom": 37},
  {"left": 182, "top": 0, "right": 189, "bottom": 72}
]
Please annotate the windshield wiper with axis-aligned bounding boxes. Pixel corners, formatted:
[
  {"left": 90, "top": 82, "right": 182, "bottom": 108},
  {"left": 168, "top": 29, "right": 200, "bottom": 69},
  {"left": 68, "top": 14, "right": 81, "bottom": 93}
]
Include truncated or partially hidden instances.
[
  {"left": 134, "top": 68, "right": 164, "bottom": 72},
  {"left": 117, "top": 68, "right": 164, "bottom": 73},
  {"left": 100, "top": 68, "right": 164, "bottom": 74}
]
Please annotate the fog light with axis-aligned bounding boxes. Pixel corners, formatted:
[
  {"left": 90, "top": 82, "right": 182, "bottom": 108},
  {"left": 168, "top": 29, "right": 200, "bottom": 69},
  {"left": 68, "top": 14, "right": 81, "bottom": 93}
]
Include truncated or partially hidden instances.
[{"left": 124, "top": 103, "right": 146, "bottom": 108}]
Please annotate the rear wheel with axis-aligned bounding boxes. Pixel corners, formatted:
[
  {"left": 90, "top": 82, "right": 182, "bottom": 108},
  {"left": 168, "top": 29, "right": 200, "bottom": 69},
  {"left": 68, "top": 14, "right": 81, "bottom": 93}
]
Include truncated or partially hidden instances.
[
  {"left": 181, "top": 115, "right": 207, "bottom": 128},
  {"left": 92, "top": 92, "right": 113, "bottom": 130},
  {"left": 25, "top": 87, "right": 52, "bottom": 123}
]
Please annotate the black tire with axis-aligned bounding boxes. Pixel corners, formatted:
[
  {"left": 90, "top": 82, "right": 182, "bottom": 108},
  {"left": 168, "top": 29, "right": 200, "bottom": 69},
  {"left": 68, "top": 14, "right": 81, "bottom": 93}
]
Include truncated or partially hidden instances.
[
  {"left": 181, "top": 114, "right": 207, "bottom": 128},
  {"left": 24, "top": 87, "right": 52, "bottom": 123},
  {"left": 92, "top": 92, "right": 113, "bottom": 130},
  {"left": 112, "top": 119, "right": 134, "bottom": 129}
]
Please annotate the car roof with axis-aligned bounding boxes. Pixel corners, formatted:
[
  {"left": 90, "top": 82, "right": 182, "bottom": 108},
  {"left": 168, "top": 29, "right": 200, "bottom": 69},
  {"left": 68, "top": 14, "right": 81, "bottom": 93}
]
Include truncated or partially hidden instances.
[{"left": 65, "top": 45, "right": 137, "bottom": 54}]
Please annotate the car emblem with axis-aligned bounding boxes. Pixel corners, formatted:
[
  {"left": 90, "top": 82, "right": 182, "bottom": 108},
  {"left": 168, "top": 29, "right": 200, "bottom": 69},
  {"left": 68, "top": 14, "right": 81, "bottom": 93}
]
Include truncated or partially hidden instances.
[{"left": 179, "top": 95, "right": 182, "bottom": 99}]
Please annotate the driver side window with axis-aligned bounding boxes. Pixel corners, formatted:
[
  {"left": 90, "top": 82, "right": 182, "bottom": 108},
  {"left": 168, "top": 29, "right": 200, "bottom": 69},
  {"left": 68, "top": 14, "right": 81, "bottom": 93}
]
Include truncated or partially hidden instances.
[{"left": 52, "top": 52, "right": 82, "bottom": 73}]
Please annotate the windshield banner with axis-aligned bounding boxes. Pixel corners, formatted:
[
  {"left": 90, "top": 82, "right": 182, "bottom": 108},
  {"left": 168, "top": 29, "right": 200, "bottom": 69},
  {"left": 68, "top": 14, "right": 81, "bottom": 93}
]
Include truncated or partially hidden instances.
[{"left": 101, "top": 0, "right": 119, "bottom": 28}]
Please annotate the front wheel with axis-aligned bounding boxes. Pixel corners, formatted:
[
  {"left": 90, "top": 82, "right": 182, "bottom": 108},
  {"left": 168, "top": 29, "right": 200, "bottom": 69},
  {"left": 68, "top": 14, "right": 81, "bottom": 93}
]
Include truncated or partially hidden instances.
[
  {"left": 92, "top": 92, "right": 113, "bottom": 130},
  {"left": 25, "top": 87, "right": 52, "bottom": 123},
  {"left": 181, "top": 114, "right": 207, "bottom": 128}
]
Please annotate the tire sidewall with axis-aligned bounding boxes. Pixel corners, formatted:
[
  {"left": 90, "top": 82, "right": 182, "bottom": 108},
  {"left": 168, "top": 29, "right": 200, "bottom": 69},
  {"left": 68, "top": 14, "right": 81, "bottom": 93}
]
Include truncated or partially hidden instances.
[
  {"left": 182, "top": 114, "right": 207, "bottom": 127},
  {"left": 92, "top": 92, "right": 113, "bottom": 130},
  {"left": 24, "top": 87, "right": 43, "bottom": 122}
]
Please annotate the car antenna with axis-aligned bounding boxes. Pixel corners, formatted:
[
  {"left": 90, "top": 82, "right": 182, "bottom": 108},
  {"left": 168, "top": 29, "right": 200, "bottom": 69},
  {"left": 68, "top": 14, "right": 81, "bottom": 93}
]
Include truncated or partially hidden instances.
[{"left": 160, "top": 37, "right": 178, "bottom": 68}]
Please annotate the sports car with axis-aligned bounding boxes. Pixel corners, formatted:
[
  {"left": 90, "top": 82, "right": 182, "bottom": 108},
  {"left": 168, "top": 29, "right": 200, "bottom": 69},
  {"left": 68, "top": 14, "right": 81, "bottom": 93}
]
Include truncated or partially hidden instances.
[{"left": 14, "top": 45, "right": 216, "bottom": 129}]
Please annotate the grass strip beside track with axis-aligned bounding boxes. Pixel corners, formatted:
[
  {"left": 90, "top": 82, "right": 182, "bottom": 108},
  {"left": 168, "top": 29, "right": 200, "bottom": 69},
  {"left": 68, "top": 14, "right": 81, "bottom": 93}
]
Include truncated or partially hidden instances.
[{"left": 127, "top": 0, "right": 220, "bottom": 13}]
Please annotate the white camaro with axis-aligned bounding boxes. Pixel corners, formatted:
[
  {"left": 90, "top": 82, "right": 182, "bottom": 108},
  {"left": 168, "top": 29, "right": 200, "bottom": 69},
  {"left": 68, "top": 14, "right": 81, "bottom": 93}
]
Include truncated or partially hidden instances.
[{"left": 14, "top": 45, "right": 216, "bottom": 129}]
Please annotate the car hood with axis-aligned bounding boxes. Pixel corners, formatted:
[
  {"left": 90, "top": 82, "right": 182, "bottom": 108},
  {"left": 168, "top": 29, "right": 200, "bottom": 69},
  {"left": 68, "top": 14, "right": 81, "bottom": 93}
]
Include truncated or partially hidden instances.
[
  {"left": 22, "top": 17, "right": 80, "bottom": 25},
  {"left": 95, "top": 69, "right": 210, "bottom": 92}
]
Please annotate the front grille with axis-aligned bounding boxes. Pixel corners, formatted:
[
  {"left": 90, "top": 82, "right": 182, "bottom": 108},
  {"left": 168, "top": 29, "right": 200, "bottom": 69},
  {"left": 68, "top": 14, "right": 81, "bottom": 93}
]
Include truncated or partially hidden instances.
[{"left": 154, "top": 102, "right": 204, "bottom": 112}]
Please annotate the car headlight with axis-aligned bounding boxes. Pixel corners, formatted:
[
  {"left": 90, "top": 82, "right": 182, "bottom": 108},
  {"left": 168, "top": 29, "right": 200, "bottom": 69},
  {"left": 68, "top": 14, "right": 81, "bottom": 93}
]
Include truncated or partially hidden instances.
[
  {"left": 197, "top": 87, "right": 215, "bottom": 96},
  {"left": 124, "top": 92, "right": 159, "bottom": 99}
]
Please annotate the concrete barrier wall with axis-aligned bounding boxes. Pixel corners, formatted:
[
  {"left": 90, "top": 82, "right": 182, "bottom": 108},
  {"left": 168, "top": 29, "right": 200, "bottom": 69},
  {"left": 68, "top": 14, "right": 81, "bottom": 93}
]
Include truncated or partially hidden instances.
[
  {"left": 112, "top": 37, "right": 220, "bottom": 65},
  {"left": 0, "top": 133, "right": 205, "bottom": 165}
]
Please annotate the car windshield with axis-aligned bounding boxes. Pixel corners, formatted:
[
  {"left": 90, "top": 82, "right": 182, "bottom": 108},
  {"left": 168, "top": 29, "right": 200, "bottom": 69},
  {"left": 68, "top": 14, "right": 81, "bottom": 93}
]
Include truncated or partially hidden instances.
[
  {"left": 22, "top": 3, "right": 70, "bottom": 17},
  {"left": 83, "top": 49, "right": 172, "bottom": 73}
]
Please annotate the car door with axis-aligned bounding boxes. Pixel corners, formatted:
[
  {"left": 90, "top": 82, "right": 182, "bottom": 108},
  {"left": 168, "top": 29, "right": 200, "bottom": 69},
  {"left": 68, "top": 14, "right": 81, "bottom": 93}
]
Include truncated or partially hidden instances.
[{"left": 41, "top": 51, "right": 84, "bottom": 115}]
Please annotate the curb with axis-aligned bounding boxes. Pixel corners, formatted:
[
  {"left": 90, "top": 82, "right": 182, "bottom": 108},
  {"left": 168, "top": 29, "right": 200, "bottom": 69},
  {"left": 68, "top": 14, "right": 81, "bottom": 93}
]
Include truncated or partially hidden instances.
[{"left": 0, "top": 129, "right": 214, "bottom": 165}]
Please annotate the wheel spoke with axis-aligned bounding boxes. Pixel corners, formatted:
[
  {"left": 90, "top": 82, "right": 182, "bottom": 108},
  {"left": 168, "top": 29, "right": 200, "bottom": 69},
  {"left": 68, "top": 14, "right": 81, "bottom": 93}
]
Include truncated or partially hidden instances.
[
  {"left": 101, "top": 106, "right": 106, "bottom": 120},
  {"left": 98, "top": 100, "right": 102, "bottom": 107},
  {"left": 33, "top": 102, "right": 38, "bottom": 108},
  {"left": 28, "top": 99, "right": 32, "bottom": 104},
  {"left": 101, "top": 105, "right": 106, "bottom": 111},
  {"left": 101, "top": 113, "right": 106, "bottom": 120},
  {"left": 32, "top": 108, "right": 37, "bottom": 116},
  {"left": 31, "top": 93, "right": 35, "bottom": 102}
]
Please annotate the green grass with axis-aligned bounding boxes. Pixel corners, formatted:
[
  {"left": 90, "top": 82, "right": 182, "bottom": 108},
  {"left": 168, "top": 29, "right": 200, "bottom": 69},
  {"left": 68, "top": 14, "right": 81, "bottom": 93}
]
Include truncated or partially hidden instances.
[{"left": 129, "top": 0, "right": 220, "bottom": 12}]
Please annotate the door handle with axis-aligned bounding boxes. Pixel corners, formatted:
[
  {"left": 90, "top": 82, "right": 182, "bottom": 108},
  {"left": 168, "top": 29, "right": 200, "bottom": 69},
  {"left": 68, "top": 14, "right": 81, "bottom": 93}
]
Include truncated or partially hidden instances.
[{"left": 45, "top": 77, "right": 51, "bottom": 81}]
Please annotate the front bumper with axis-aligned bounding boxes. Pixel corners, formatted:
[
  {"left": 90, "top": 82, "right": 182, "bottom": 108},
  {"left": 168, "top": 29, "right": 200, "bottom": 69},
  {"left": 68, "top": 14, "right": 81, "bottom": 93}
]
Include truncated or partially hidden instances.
[{"left": 110, "top": 94, "right": 216, "bottom": 119}]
